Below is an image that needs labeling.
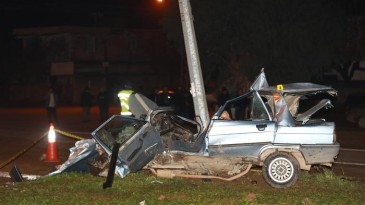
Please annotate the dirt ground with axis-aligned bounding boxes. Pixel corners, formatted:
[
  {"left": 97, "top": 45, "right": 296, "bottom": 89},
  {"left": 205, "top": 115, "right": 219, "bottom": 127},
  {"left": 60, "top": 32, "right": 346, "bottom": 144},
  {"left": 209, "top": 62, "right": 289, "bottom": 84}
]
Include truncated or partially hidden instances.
[{"left": 0, "top": 105, "right": 364, "bottom": 187}]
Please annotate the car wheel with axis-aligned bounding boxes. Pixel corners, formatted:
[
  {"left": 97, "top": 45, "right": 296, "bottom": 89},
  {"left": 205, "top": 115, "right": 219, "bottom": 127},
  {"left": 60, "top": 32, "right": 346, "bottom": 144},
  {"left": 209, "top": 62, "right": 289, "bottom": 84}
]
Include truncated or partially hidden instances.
[{"left": 262, "top": 152, "right": 299, "bottom": 188}]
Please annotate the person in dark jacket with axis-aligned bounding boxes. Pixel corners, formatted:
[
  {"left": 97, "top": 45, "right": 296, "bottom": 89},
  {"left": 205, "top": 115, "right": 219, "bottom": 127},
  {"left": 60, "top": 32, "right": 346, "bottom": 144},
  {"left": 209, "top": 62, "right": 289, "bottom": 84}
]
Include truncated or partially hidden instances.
[
  {"left": 81, "top": 86, "right": 93, "bottom": 122},
  {"left": 97, "top": 87, "right": 109, "bottom": 122},
  {"left": 45, "top": 87, "right": 58, "bottom": 124}
]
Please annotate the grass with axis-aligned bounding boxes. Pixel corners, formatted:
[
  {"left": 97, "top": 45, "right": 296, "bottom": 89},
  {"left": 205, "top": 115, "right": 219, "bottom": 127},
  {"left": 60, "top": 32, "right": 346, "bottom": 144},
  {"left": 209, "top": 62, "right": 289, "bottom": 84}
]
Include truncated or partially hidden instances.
[{"left": 0, "top": 169, "right": 364, "bottom": 205}]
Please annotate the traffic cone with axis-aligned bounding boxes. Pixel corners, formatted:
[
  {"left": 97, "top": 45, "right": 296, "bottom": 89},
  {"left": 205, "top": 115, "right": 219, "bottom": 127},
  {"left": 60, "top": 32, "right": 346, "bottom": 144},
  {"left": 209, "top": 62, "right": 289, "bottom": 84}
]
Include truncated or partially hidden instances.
[{"left": 45, "top": 123, "right": 59, "bottom": 162}]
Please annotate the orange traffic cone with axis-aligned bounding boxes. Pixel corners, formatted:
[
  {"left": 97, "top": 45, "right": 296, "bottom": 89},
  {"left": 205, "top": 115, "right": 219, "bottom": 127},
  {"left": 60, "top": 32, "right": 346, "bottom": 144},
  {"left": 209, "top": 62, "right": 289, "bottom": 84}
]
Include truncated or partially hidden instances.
[{"left": 45, "top": 123, "right": 59, "bottom": 162}]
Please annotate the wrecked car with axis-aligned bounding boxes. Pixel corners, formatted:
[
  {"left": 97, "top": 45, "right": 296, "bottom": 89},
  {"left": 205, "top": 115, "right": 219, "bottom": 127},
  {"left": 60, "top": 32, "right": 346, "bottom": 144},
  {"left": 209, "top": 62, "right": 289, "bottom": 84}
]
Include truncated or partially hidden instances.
[{"left": 50, "top": 70, "right": 339, "bottom": 188}]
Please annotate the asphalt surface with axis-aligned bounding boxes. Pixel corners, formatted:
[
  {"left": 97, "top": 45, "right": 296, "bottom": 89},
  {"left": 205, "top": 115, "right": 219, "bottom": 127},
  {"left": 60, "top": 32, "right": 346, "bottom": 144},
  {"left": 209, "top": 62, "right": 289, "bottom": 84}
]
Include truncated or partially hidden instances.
[
  {"left": 0, "top": 106, "right": 120, "bottom": 180},
  {"left": 0, "top": 106, "right": 364, "bottom": 184}
]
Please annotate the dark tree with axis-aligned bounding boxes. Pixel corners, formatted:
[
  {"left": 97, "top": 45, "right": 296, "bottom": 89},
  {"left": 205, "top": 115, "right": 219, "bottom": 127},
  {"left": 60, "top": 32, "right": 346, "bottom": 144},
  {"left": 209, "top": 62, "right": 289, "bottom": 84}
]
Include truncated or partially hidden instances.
[{"left": 162, "top": 0, "right": 347, "bottom": 88}]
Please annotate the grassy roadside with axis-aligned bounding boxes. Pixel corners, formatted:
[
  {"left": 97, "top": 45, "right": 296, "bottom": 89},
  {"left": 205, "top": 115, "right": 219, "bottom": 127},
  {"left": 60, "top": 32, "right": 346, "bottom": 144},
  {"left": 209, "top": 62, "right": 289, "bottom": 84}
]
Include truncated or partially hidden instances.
[{"left": 0, "top": 169, "right": 364, "bottom": 205}]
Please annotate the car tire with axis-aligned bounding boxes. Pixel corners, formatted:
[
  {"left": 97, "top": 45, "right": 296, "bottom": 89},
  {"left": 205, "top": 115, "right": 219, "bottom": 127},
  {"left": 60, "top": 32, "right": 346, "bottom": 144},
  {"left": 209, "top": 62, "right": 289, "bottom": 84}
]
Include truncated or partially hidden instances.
[{"left": 262, "top": 152, "right": 300, "bottom": 188}]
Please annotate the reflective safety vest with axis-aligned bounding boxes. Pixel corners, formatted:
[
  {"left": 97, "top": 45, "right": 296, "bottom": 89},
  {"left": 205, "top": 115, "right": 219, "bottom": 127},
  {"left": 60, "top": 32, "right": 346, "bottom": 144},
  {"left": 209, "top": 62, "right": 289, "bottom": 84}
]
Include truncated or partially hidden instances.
[{"left": 118, "top": 89, "right": 134, "bottom": 115}]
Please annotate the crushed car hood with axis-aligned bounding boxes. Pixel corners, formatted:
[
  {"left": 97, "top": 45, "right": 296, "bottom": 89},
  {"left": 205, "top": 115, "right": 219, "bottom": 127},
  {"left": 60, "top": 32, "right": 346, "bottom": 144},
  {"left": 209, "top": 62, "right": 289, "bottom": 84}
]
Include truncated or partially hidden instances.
[{"left": 129, "top": 93, "right": 158, "bottom": 119}]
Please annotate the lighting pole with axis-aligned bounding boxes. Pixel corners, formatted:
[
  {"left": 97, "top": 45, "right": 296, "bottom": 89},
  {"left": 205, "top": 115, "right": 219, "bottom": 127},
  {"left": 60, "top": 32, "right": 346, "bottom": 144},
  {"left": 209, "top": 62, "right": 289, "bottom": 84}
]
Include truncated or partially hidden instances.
[{"left": 177, "top": 0, "right": 209, "bottom": 128}]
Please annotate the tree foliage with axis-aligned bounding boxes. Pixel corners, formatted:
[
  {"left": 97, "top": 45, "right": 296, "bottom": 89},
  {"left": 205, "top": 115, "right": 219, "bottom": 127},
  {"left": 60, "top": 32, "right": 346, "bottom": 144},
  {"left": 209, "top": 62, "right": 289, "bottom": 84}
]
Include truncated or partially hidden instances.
[{"left": 161, "top": 0, "right": 347, "bottom": 89}]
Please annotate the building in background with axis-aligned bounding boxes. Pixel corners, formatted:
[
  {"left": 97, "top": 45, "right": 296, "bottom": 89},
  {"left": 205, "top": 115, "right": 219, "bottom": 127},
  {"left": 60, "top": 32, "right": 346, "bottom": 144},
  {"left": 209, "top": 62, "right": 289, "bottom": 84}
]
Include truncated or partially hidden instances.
[{"left": 9, "top": 26, "right": 180, "bottom": 105}]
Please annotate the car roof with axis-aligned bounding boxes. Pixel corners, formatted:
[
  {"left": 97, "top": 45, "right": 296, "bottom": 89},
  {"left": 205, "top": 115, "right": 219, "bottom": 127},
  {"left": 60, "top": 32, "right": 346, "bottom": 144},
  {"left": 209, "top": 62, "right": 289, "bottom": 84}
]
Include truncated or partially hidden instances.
[
  {"left": 258, "top": 83, "right": 337, "bottom": 96},
  {"left": 250, "top": 69, "right": 337, "bottom": 96}
]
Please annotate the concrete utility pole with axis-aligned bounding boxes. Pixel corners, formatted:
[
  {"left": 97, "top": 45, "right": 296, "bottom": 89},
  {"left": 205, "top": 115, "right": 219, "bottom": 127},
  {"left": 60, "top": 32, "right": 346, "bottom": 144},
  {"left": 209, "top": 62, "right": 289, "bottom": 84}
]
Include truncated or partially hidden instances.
[{"left": 178, "top": 0, "right": 209, "bottom": 128}]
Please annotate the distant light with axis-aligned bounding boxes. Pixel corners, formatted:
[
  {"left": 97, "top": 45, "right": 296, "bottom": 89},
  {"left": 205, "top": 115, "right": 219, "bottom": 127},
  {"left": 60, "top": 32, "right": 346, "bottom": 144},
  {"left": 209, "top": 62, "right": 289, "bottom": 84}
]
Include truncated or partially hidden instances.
[{"left": 157, "top": 0, "right": 163, "bottom": 3}]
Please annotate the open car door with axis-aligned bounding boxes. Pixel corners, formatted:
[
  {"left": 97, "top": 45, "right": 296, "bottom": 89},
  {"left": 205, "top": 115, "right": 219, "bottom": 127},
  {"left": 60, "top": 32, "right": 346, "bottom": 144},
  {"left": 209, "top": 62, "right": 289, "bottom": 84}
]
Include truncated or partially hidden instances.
[{"left": 92, "top": 115, "right": 162, "bottom": 177}]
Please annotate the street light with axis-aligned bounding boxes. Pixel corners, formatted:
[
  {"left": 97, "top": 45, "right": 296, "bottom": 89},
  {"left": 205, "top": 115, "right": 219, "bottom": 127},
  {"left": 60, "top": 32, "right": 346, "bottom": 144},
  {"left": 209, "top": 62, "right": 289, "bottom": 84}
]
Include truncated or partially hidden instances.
[{"left": 159, "top": 0, "right": 210, "bottom": 128}]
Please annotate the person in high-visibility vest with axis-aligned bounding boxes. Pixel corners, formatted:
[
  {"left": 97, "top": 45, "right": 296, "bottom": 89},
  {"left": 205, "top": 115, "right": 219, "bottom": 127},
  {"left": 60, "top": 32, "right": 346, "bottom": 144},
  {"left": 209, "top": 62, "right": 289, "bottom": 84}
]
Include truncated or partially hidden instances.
[{"left": 118, "top": 83, "right": 134, "bottom": 116}]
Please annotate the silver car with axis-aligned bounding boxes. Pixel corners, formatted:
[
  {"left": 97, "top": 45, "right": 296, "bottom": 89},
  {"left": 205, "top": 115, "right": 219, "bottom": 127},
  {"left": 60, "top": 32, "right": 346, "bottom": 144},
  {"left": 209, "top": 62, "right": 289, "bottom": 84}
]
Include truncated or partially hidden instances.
[{"left": 91, "top": 70, "right": 339, "bottom": 188}]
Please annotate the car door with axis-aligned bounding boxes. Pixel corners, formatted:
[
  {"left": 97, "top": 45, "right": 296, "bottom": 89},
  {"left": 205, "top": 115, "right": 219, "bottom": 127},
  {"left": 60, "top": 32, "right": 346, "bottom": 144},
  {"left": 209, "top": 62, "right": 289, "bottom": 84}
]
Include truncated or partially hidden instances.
[
  {"left": 92, "top": 115, "right": 162, "bottom": 177},
  {"left": 206, "top": 91, "right": 276, "bottom": 160}
]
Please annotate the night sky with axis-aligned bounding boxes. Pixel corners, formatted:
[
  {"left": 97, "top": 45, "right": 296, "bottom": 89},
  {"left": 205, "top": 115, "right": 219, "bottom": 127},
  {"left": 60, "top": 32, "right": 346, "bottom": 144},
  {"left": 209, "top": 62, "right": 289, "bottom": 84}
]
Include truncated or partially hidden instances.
[
  {"left": 1, "top": 0, "right": 365, "bottom": 32},
  {"left": 0, "top": 0, "right": 164, "bottom": 32}
]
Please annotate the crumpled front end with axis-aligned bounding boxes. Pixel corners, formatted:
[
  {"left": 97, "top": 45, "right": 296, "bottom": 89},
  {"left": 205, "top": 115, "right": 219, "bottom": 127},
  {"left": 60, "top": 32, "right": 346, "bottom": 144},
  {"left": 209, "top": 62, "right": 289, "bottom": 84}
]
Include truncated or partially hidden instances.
[{"left": 48, "top": 139, "right": 100, "bottom": 176}]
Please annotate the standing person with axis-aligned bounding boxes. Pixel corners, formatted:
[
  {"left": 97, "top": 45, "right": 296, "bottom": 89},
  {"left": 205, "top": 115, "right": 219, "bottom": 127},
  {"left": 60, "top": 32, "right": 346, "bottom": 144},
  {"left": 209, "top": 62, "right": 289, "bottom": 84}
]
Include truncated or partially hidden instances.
[
  {"left": 81, "top": 86, "right": 93, "bottom": 122},
  {"left": 46, "top": 87, "right": 58, "bottom": 124},
  {"left": 117, "top": 82, "right": 134, "bottom": 116},
  {"left": 97, "top": 87, "right": 109, "bottom": 122}
]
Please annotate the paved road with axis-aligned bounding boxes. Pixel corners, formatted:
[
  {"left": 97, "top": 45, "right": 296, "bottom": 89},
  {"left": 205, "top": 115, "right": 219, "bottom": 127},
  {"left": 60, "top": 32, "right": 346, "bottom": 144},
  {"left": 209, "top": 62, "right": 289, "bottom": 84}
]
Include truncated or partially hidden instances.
[
  {"left": 0, "top": 106, "right": 120, "bottom": 178},
  {"left": 0, "top": 106, "right": 364, "bottom": 182},
  {"left": 333, "top": 148, "right": 365, "bottom": 181}
]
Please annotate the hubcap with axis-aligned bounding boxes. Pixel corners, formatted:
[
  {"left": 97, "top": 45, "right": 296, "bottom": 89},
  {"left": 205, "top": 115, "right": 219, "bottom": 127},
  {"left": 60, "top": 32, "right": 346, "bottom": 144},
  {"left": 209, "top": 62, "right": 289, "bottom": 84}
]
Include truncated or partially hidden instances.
[{"left": 268, "top": 157, "right": 294, "bottom": 183}]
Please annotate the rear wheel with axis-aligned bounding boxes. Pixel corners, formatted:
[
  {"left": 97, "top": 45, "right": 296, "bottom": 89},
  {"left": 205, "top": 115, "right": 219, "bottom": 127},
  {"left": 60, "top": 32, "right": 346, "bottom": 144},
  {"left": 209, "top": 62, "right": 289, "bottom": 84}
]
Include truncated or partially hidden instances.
[{"left": 262, "top": 152, "right": 299, "bottom": 188}]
